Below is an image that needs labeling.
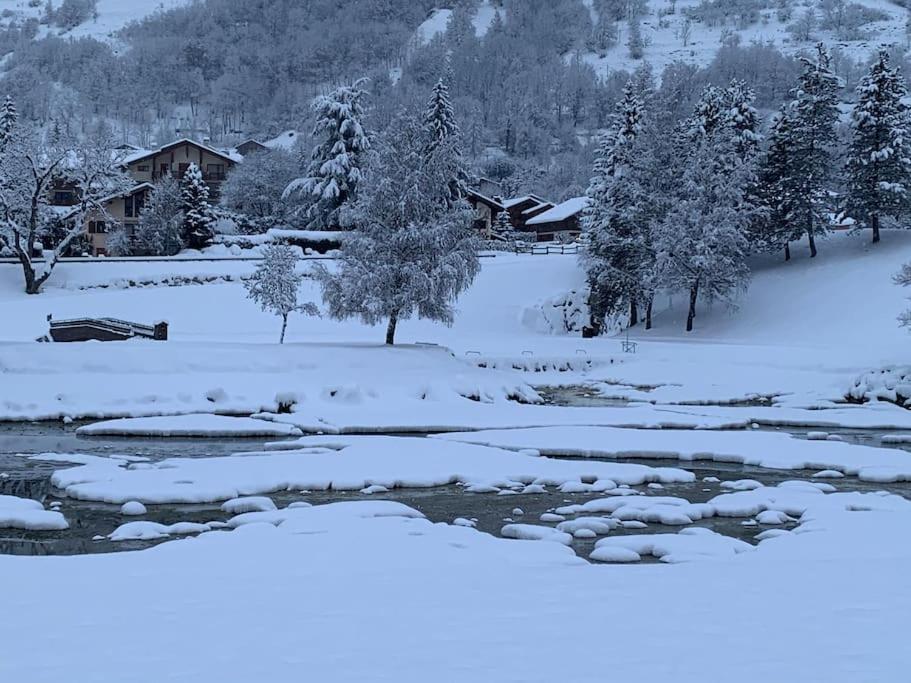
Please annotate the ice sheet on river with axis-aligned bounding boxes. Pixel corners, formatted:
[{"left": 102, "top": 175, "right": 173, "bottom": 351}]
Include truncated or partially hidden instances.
[
  {"left": 434, "top": 426, "right": 911, "bottom": 482},
  {"left": 76, "top": 414, "right": 304, "bottom": 438},
  {"left": 41, "top": 436, "right": 693, "bottom": 504}
]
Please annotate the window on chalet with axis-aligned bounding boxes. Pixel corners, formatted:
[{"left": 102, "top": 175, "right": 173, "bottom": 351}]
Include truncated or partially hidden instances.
[
  {"left": 206, "top": 163, "right": 225, "bottom": 180},
  {"left": 124, "top": 194, "right": 134, "bottom": 218},
  {"left": 53, "top": 191, "right": 74, "bottom": 205},
  {"left": 88, "top": 221, "right": 107, "bottom": 234},
  {"left": 159, "top": 163, "right": 170, "bottom": 177},
  {"left": 137, "top": 165, "right": 150, "bottom": 172},
  {"left": 178, "top": 163, "right": 190, "bottom": 177}
]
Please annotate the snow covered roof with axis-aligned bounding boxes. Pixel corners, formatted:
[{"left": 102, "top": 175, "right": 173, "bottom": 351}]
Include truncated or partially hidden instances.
[
  {"left": 60, "top": 182, "right": 155, "bottom": 220},
  {"left": 502, "top": 194, "right": 549, "bottom": 210},
  {"left": 466, "top": 189, "right": 505, "bottom": 210},
  {"left": 522, "top": 201, "right": 553, "bottom": 215},
  {"left": 264, "top": 130, "right": 300, "bottom": 151},
  {"left": 526, "top": 197, "right": 590, "bottom": 225},
  {"left": 120, "top": 139, "right": 243, "bottom": 167}
]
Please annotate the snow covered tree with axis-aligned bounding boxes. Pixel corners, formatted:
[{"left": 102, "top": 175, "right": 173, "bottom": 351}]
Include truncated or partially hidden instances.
[
  {"left": 180, "top": 163, "right": 216, "bottom": 250},
  {"left": 725, "top": 80, "right": 762, "bottom": 162},
  {"left": 110, "top": 176, "right": 183, "bottom": 256},
  {"left": 220, "top": 148, "right": 301, "bottom": 231},
  {"left": 284, "top": 80, "right": 370, "bottom": 230},
  {"left": 844, "top": 51, "right": 911, "bottom": 244},
  {"left": 583, "top": 80, "right": 648, "bottom": 330},
  {"left": 423, "top": 77, "right": 469, "bottom": 206},
  {"left": 314, "top": 114, "right": 480, "bottom": 345},
  {"left": 654, "top": 129, "right": 754, "bottom": 332},
  {"left": 790, "top": 43, "right": 842, "bottom": 257},
  {"left": 0, "top": 123, "right": 132, "bottom": 294},
  {"left": 755, "top": 104, "right": 804, "bottom": 260},
  {"left": 0, "top": 95, "right": 17, "bottom": 149},
  {"left": 244, "top": 244, "right": 319, "bottom": 344}
]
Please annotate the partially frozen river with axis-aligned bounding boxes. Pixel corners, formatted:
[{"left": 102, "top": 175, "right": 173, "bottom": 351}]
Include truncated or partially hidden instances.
[{"left": 2, "top": 417, "right": 911, "bottom": 557}]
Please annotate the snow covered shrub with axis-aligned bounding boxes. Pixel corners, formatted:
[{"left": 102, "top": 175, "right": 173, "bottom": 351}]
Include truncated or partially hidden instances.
[
  {"left": 244, "top": 244, "right": 319, "bottom": 343},
  {"left": 847, "top": 366, "right": 911, "bottom": 407},
  {"left": 521, "top": 290, "right": 590, "bottom": 335}
]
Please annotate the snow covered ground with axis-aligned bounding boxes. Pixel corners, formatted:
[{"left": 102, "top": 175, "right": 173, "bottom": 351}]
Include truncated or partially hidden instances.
[
  {"left": 4, "top": 231, "right": 911, "bottom": 680},
  {"left": 1, "top": 492, "right": 910, "bottom": 681},
  {"left": 0, "top": 0, "right": 191, "bottom": 42}
]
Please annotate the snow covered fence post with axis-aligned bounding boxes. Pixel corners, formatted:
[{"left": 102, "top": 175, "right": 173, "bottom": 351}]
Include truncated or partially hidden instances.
[{"left": 244, "top": 244, "right": 319, "bottom": 343}]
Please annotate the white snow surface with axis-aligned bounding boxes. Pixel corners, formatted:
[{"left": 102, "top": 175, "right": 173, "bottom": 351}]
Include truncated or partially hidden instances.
[
  {"left": 0, "top": 494, "right": 68, "bottom": 530},
  {"left": 435, "top": 426, "right": 911, "bottom": 482},
  {"left": 77, "top": 414, "right": 304, "bottom": 438},
  {"left": 43, "top": 436, "right": 692, "bottom": 504},
  {"left": 1, "top": 493, "right": 911, "bottom": 681}
]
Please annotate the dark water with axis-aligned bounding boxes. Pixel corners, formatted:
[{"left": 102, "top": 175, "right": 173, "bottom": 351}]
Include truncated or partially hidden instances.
[{"left": 1, "top": 421, "right": 909, "bottom": 558}]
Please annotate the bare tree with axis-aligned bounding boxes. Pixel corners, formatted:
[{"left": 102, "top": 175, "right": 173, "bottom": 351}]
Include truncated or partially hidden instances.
[{"left": 0, "top": 120, "right": 133, "bottom": 294}]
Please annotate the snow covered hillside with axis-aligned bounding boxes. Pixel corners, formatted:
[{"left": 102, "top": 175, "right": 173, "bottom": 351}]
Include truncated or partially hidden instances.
[
  {"left": 0, "top": 0, "right": 191, "bottom": 42},
  {"left": 416, "top": 0, "right": 909, "bottom": 76}
]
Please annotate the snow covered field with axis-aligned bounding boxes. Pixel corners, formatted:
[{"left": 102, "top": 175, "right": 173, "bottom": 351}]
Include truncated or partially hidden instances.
[{"left": 4, "top": 231, "right": 911, "bottom": 680}]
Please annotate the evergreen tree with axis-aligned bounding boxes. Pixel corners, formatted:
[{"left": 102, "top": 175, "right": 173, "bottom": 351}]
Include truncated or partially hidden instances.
[
  {"left": 0, "top": 95, "right": 17, "bottom": 149},
  {"left": 844, "top": 50, "right": 911, "bottom": 244},
  {"left": 285, "top": 80, "right": 370, "bottom": 230},
  {"left": 790, "top": 43, "right": 842, "bottom": 257},
  {"left": 583, "top": 80, "right": 647, "bottom": 330},
  {"left": 423, "top": 77, "right": 469, "bottom": 205},
  {"left": 110, "top": 176, "right": 184, "bottom": 256},
  {"left": 245, "top": 244, "right": 319, "bottom": 343},
  {"left": 756, "top": 104, "right": 804, "bottom": 260},
  {"left": 181, "top": 163, "right": 216, "bottom": 250},
  {"left": 314, "top": 114, "right": 480, "bottom": 345},
  {"left": 654, "top": 128, "right": 754, "bottom": 332},
  {"left": 725, "top": 80, "right": 762, "bottom": 161}
]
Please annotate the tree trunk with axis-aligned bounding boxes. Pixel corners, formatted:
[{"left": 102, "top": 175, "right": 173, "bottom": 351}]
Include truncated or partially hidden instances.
[
  {"left": 385, "top": 312, "right": 399, "bottom": 345},
  {"left": 645, "top": 296, "right": 653, "bottom": 331},
  {"left": 784, "top": 243, "right": 791, "bottom": 262},
  {"left": 279, "top": 314, "right": 288, "bottom": 344},
  {"left": 629, "top": 299, "right": 638, "bottom": 328},
  {"left": 686, "top": 280, "right": 699, "bottom": 333},
  {"left": 872, "top": 214, "right": 880, "bottom": 244},
  {"left": 807, "top": 230, "right": 817, "bottom": 258}
]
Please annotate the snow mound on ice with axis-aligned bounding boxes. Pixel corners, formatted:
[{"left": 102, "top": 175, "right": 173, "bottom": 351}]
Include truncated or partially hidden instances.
[
  {"left": 109, "top": 521, "right": 211, "bottom": 541},
  {"left": 77, "top": 414, "right": 304, "bottom": 438},
  {"left": 120, "top": 501, "right": 147, "bottom": 516},
  {"left": 221, "top": 496, "right": 277, "bottom": 514},
  {"left": 501, "top": 524, "right": 572, "bottom": 545},
  {"left": 594, "top": 530, "right": 753, "bottom": 564},
  {"left": 0, "top": 494, "right": 69, "bottom": 531},
  {"left": 589, "top": 546, "right": 642, "bottom": 563}
]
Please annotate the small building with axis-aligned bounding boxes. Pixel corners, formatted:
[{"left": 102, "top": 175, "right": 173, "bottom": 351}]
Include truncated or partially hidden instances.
[
  {"left": 65, "top": 183, "right": 155, "bottom": 256},
  {"left": 235, "top": 139, "right": 269, "bottom": 157},
  {"left": 466, "top": 189, "right": 506, "bottom": 237},
  {"left": 119, "top": 138, "right": 241, "bottom": 200},
  {"left": 524, "top": 197, "right": 589, "bottom": 242}
]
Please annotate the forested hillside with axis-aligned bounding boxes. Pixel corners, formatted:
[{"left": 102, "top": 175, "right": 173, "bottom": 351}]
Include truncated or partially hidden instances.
[{"left": 0, "top": 0, "right": 907, "bottom": 200}]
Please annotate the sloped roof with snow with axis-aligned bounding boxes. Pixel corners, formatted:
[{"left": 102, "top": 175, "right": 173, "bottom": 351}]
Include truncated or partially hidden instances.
[
  {"left": 526, "top": 197, "right": 589, "bottom": 225},
  {"left": 264, "top": 130, "right": 300, "bottom": 151},
  {"left": 120, "top": 139, "right": 243, "bottom": 167}
]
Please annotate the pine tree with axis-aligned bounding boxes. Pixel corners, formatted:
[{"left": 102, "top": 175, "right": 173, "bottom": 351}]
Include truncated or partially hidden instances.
[
  {"left": 0, "top": 95, "right": 17, "bottom": 150},
  {"left": 181, "top": 163, "right": 216, "bottom": 250},
  {"left": 423, "top": 77, "right": 469, "bottom": 205},
  {"left": 844, "top": 50, "right": 911, "bottom": 244},
  {"left": 790, "top": 43, "right": 842, "bottom": 257},
  {"left": 245, "top": 244, "right": 319, "bottom": 343},
  {"left": 285, "top": 80, "right": 370, "bottom": 230},
  {"left": 756, "top": 104, "right": 804, "bottom": 260},
  {"left": 314, "top": 114, "right": 480, "bottom": 345},
  {"left": 725, "top": 80, "right": 762, "bottom": 161},
  {"left": 583, "top": 80, "right": 647, "bottom": 330},
  {"left": 654, "top": 128, "right": 754, "bottom": 332}
]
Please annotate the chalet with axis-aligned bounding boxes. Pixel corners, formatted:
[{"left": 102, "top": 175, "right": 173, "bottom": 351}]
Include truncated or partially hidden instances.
[
  {"left": 466, "top": 189, "right": 505, "bottom": 237},
  {"left": 524, "top": 197, "right": 589, "bottom": 242},
  {"left": 65, "top": 183, "right": 154, "bottom": 256},
  {"left": 501, "top": 194, "right": 552, "bottom": 231},
  {"left": 119, "top": 138, "right": 241, "bottom": 199},
  {"left": 235, "top": 139, "right": 269, "bottom": 157}
]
